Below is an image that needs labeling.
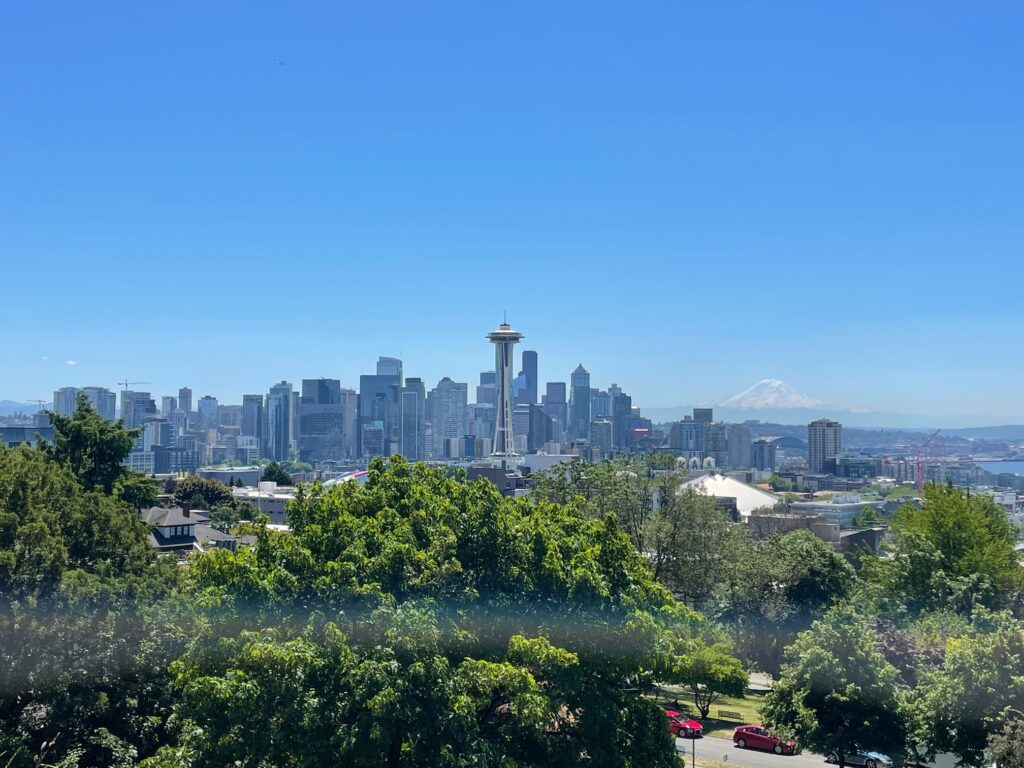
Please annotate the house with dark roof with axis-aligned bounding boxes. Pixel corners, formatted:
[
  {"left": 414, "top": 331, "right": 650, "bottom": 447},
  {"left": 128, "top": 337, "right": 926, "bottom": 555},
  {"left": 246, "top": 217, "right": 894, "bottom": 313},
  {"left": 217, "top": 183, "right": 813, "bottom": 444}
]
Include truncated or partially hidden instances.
[{"left": 141, "top": 506, "right": 243, "bottom": 556}]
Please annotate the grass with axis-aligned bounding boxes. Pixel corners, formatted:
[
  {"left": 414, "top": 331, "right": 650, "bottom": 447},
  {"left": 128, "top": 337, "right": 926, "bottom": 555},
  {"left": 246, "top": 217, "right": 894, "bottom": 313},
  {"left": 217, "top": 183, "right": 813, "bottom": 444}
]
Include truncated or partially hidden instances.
[{"left": 651, "top": 685, "right": 766, "bottom": 739}]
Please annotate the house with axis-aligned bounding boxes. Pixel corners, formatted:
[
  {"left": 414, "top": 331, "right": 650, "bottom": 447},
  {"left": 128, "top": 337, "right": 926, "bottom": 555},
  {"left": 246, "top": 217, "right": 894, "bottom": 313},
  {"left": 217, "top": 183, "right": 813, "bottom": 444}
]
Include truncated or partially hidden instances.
[{"left": 141, "top": 506, "right": 242, "bottom": 556}]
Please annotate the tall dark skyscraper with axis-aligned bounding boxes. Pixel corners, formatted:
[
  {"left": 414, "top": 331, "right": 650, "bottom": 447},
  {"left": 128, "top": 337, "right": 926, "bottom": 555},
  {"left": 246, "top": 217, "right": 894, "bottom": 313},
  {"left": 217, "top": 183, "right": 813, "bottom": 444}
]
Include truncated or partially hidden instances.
[
  {"left": 516, "top": 350, "right": 538, "bottom": 405},
  {"left": 611, "top": 392, "right": 632, "bottom": 452},
  {"left": 400, "top": 377, "right": 426, "bottom": 461},
  {"left": 177, "top": 387, "right": 192, "bottom": 415},
  {"left": 298, "top": 378, "right": 345, "bottom": 462},
  {"left": 358, "top": 357, "right": 403, "bottom": 458},
  {"left": 122, "top": 390, "right": 157, "bottom": 429},
  {"left": 241, "top": 394, "right": 265, "bottom": 451},
  {"left": 569, "top": 364, "right": 591, "bottom": 442},
  {"left": 266, "top": 381, "right": 293, "bottom": 461},
  {"left": 542, "top": 382, "right": 567, "bottom": 443}
]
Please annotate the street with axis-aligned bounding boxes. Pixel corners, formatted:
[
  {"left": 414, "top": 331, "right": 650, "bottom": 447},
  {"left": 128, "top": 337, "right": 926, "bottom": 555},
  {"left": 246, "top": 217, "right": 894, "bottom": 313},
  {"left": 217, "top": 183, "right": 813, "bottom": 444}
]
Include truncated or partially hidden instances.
[{"left": 676, "top": 735, "right": 826, "bottom": 768}]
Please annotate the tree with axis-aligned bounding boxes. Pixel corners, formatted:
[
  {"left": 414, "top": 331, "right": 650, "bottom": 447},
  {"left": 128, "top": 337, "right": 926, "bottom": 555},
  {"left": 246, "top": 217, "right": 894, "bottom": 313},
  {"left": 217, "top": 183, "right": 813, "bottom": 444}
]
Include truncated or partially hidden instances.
[
  {"left": 769, "top": 476, "right": 793, "bottom": 492},
  {"left": 762, "top": 606, "right": 907, "bottom": 768},
  {"left": 153, "top": 457, "right": 709, "bottom": 767},
  {"left": 865, "top": 483, "right": 1023, "bottom": 615},
  {"left": 647, "top": 485, "right": 744, "bottom": 611},
  {"left": 43, "top": 395, "right": 137, "bottom": 494},
  {"left": 719, "top": 530, "right": 856, "bottom": 675},
  {"left": 851, "top": 506, "right": 883, "bottom": 527},
  {"left": 260, "top": 461, "right": 292, "bottom": 486},
  {"left": 207, "top": 504, "right": 242, "bottom": 533},
  {"left": 988, "top": 718, "right": 1024, "bottom": 768},
  {"left": 670, "top": 639, "right": 748, "bottom": 718},
  {"left": 173, "top": 476, "right": 234, "bottom": 510},
  {"left": 913, "top": 611, "right": 1024, "bottom": 767}
]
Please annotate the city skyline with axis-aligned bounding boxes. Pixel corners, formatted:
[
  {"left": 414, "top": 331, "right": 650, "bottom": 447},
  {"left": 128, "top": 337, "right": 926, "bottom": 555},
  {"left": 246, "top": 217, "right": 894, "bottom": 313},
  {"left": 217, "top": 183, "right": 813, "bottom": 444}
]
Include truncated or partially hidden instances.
[{"left": 4, "top": 4, "right": 1024, "bottom": 419}]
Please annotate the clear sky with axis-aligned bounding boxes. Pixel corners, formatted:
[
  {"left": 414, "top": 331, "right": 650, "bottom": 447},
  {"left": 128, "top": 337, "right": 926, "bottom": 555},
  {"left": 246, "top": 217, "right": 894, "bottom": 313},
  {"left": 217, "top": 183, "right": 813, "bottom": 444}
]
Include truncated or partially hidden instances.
[{"left": 2, "top": 2, "right": 1023, "bottom": 421}]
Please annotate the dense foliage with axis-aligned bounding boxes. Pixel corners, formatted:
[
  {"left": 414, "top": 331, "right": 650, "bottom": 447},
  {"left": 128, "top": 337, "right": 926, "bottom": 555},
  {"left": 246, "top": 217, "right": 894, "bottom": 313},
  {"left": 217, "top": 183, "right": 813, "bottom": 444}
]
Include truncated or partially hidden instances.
[{"left": 1, "top": 423, "right": 1021, "bottom": 767}]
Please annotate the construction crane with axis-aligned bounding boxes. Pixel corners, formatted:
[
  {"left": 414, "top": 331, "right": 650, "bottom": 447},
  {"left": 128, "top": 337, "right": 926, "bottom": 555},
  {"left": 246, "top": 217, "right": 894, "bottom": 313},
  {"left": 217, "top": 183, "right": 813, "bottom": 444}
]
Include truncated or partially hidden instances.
[
  {"left": 916, "top": 429, "right": 943, "bottom": 495},
  {"left": 28, "top": 399, "right": 47, "bottom": 413},
  {"left": 117, "top": 380, "right": 150, "bottom": 392}
]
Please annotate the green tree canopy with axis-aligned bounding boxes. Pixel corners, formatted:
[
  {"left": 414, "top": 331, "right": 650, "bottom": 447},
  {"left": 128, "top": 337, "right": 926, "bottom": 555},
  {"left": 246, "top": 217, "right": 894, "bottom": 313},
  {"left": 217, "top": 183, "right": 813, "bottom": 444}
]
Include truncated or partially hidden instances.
[
  {"left": 761, "top": 605, "right": 907, "bottom": 767},
  {"left": 865, "top": 483, "right": 1023, "bottom": 615},
  {"left": 260, "top": 461, "right": 292, "bottom": 485},
  {"left": 172, "top": 476, "right": 235, "bottom": 511}
]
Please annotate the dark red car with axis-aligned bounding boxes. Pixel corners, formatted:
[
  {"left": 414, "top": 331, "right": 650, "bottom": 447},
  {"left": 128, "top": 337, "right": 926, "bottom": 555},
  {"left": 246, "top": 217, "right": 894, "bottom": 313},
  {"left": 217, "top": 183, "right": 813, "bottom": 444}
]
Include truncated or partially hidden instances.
[
  {"left": 733, "top": 724, "right": 799, "bottom": 754},
  {"left": 665, "top": 710, "right": 704, "bottom": 738}
]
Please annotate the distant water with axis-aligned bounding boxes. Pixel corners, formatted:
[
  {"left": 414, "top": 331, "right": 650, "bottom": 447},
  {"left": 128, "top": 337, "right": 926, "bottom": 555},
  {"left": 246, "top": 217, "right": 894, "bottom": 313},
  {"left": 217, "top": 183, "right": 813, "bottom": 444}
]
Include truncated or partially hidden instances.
[{"left": 977, "top": 461, "right": 1024, "bottom": 476}]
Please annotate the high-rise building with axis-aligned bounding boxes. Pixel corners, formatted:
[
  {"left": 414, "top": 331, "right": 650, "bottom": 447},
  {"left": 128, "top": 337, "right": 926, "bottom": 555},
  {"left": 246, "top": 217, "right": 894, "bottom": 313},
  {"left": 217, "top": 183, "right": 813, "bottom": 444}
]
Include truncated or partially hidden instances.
[
  {"left": 541, "top": 382, "right": 567, "bottom": 442},
  {"left": 528, "top": 404, "right": 553, "bottom": 453},
  {"left": 727, "top": 424, "right": 752, "bottom": 469},
  {"left": 468, "top": 403, "right": 496, "bottom": 450},
  {"left": 82, "top": 387, "right": 116, "bottom": 421},
  {"left": 590, "top": 389, "right": 611, "bottom": 420},
  {"left": 516, "top": 350, "right": 538, "bottom": 405},
  {"left": 430, "top": 377, "right": 469, "bottom": 457},
  {"left": 668, "top": 417, "right": 704, "bottom": 454},
  {"left": 358, "top": 359, "right": 402, "bottom": 458},
  {"left": 752, "top": 438, "right": 777, "bottom": 472},
  {"left": 177, "top": 387, "right": 193, "bottom": 415},
  {"left": 339, "top": 388, "right": 358, "bottom": 459},
  {"left": 400, "top": 377, "right": 426, "bottom": 461},
  {"left": 266, "top": 381, "right": 293, "bottom": 461},
  {"left": 121, "top": 390, "right": 157, "bottom": 429},
  {"left": 487, "top": 322, "right": 523, "bottom": 463},
  {"left": 161, "top": 396, "right": 177, "bottom": 418},
  {"left": 693, "top": 408, "right": 714, "bottom": 423},
  {"left": 197, "top": 396, "right": 219, "bottom": 429},
  {"left": 611, "top": 392, "right": 632, "bottom": 452},
  {"left": 590, "top": 418, "right": 613, "bottom": 461},
  {"left": 569, "top": 365, "right": 591, "bottom": 442},
  {"left": 808, "top": 418, "right": 843, "bottom": 474},
  {"left": 53, "top": 387, "right": 80, "bottom": 416},
  {"left": 241, "top": 395, "right": 265, "bottom": 453},
  {"left": 476, "top": 371, "right": 498, "bottom": 409},
  {"left": 299, "top": 378, "right": 345, "bottom": 462},
  {"left": 704, "top": 422, "right": 729, "bottom": 468}
]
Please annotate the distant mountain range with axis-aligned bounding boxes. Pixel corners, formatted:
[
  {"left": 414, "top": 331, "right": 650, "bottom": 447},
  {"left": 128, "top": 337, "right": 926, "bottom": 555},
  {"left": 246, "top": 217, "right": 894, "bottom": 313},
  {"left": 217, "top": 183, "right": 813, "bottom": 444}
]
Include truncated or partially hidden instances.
[
  {"left": 646, "top": 379, "right": 1024, "bottom": 432},
  {"left": 0, "top": 400, "right": 50, "bottom": 417}
]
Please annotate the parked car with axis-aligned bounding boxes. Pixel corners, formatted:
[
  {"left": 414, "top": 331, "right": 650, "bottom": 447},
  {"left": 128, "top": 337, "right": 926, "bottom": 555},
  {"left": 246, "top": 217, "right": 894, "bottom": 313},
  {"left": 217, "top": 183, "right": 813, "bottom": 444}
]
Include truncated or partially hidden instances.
[
  {"left": 733, "top": 725, "right": 799, "bottom": 754},
  {"left": 825, "top": 752, "right": 893, "bottom": 768},
  {"left": 665, "top": 709, "right": 704, "bottom": 738}
]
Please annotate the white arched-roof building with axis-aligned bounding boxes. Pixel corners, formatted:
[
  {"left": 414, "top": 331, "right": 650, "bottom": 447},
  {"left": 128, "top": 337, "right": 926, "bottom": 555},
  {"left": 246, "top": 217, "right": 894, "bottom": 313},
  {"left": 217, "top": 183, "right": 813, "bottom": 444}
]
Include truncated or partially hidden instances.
[{"left": 681, "top": 473, "right": 779, "bottom": 518}]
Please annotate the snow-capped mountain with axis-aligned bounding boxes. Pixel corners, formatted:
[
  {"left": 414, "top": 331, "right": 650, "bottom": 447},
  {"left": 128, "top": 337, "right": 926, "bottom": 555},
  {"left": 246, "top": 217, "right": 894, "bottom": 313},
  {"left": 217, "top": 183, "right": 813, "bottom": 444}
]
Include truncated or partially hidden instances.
[{"left": 718, "top": 379, "right": 826, "bottom": 410}]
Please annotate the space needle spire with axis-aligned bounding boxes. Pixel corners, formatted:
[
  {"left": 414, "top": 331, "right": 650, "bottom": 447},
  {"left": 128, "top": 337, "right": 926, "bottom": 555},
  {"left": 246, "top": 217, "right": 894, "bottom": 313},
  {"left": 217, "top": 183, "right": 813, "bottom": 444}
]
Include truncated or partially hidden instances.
[{"left": 487, "top": 320, "right": 524, "bottom": 466}]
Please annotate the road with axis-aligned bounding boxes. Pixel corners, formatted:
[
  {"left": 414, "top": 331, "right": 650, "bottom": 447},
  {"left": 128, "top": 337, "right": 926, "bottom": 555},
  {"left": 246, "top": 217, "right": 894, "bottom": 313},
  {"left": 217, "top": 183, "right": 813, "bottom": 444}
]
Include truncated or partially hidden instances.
[{"left": 675, "top": 735, "right": 826, "bottom": 768}]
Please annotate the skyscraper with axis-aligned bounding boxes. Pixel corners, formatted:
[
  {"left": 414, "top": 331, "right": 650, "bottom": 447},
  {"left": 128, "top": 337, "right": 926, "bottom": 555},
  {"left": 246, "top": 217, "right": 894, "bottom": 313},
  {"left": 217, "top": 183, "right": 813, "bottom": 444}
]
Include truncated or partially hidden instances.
[
  {"left": 121, "top": 390, "right": 157, "bottom": 429},
  {"left": 752, "top": 438, "right": 777, "bottom": 472},
  {"left": 177, "top": 387, "right": 192, "bottom": 415},
  {"left": 808, "top": 418, "right": 843, "bottom": 474},
  {"left": 516, "top": 350, "right": 538, "bottom": 405},
  {"left": 299, "top": 378, "right": 345, "bottom": 462},
  {"left": 703, "top": 422, "right": 729, "bottom": 468},
  {"left": 727, "top": 423, "right": 752, "bottom": 469},
  {"left": 82, "top": 387, "right": 116, "bottom": 421},
  {"left": 487, "top": 322, "right": 523, "bottom": 463},
  {"left": 53, "top": 387, "right": 80, "bottom": 416},
  {"left": 197, "top": 396, "right": 219, "bottom": 429},
  {"left": 430, "top": 377, "right": 469, "bottom": 458},
  {"left": 266, "top": 381, "right": 293, "bottom": 461},
  {"left": 161, "top": 396, "right": 177, "bottom": 418},
  {"left": 693, "top": 408, "right": 714, "bottom": 423},
  {"left": 241, "top": 394, "right": 265, "bottom": 452},
  {"left": 611, "top": 391, "right": 632, "bottom": 452},
  {"left": 590, "top": 418, "right": 613, "bottom": 461},
  {"left": 569, "top": 365, "right": 591, "bottom": 443},
  {"left": 358, "top": 359, "right": 402, "bottom": 458},
  {"left": 542, "top": 382, "right": 567, "bottom": 443},
  {"left": 400, "top": 377, "right": 426, "bottom": 461},
  {"left": 339, "top": 387, "right": 358, "bottom": 459},
  {"left": 476, "top": 371, "right": 498, "bottom": 409}
]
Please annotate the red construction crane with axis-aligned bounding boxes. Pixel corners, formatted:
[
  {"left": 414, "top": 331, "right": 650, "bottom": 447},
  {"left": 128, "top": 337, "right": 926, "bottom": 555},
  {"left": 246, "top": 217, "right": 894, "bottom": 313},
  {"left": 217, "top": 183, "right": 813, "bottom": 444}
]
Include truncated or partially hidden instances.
[{"left": 916, "top": 429, "right": 943, "bottom": 495}]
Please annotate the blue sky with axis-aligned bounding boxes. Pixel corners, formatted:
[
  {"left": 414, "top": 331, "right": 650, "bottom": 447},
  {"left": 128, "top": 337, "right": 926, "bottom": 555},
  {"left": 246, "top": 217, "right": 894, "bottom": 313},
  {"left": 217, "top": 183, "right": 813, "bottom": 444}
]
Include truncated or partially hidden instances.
[{"left": 2, "top": 2, "right": 1023, "bottom": 421}]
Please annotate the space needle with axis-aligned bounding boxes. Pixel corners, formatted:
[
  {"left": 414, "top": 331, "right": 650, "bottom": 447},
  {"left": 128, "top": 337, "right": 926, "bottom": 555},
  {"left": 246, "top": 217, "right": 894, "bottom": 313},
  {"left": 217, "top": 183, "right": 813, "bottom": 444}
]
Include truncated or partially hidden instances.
[{"left": 487, "top": 320, "right": 523, "bottom": 467}]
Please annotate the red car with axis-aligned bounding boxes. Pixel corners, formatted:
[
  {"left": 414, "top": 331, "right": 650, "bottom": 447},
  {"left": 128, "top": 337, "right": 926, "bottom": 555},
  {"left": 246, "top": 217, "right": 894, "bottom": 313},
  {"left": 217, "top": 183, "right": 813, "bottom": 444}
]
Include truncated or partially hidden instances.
[
  {"left": 665, "top": 710, "right": 704, "bottom": 738},
  {"left": 733, "top": 724, "right": 799, "bottom": 754}
]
